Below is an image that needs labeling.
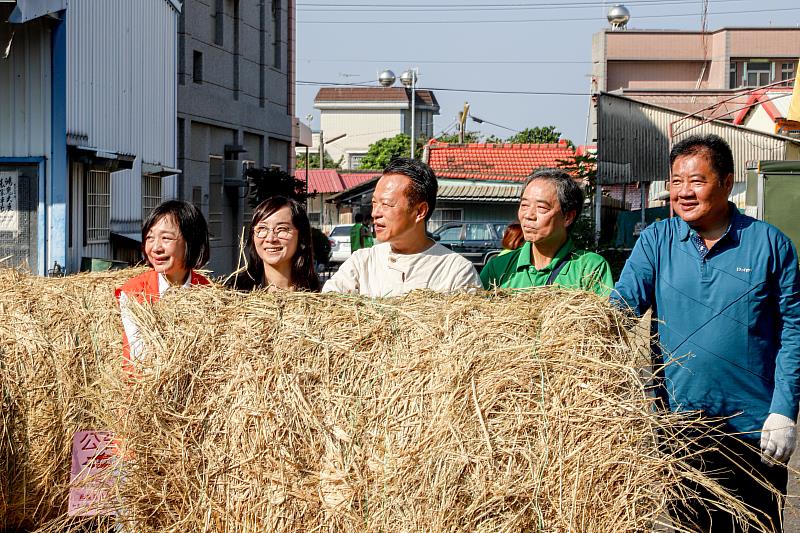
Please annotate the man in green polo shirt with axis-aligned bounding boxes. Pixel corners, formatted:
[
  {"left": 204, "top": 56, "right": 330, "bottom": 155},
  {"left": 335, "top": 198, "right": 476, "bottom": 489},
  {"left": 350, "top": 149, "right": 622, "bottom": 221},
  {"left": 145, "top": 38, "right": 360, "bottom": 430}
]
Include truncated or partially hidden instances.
[{"left": 480, "top": 168, "right": 613, "bottom": 296}]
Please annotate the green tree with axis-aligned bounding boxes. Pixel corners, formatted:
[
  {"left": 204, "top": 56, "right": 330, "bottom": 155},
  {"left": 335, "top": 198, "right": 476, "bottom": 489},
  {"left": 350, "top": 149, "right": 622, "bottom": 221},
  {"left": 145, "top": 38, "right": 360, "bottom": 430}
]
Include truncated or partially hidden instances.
[
  {"left": 296, "top": 150, "right": 342, "bottom": 170},
  {"left": 506, "top": 126, "right": 567, "bottom": 145},
  {"left": 434, "top": 131, "right": 481, "bottom": 144},
  {"left": 358, "top": 134, "right": 422, "bottom": 170},
  {"left": 557, "top": 152, "right": 598, "bottom": 250}
]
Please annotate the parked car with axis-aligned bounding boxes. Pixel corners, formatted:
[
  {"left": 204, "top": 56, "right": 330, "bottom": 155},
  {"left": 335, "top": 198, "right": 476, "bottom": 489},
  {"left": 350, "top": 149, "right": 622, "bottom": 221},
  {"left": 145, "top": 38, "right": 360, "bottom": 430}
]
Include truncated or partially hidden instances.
[
  {"left": 328, "top": 224, "right": 353, "bottom": 263},
  {"left": 431, "top": 221, "right": 510, "bottom": 268}
]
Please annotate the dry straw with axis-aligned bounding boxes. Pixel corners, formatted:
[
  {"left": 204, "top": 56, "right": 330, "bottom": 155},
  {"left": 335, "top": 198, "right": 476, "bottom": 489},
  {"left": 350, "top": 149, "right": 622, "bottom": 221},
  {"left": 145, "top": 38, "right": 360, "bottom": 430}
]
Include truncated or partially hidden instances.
[{"left": 0, "top": 269, "right": 765, "bottom": 531}]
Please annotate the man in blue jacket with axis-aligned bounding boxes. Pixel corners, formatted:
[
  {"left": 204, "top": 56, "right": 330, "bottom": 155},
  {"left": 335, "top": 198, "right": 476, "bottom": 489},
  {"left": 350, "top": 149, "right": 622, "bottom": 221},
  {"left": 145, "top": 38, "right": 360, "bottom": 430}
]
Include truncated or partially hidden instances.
[{"left": 612, "top": 134, "right": 800, "bottom": 532}]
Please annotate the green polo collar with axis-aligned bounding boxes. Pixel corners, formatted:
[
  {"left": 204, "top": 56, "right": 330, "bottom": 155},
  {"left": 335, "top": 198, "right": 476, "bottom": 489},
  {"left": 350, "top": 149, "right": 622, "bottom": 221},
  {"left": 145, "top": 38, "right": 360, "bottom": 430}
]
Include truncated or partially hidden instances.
[{"left": 516, "top": 238, "right": 576, "bottom": 272}]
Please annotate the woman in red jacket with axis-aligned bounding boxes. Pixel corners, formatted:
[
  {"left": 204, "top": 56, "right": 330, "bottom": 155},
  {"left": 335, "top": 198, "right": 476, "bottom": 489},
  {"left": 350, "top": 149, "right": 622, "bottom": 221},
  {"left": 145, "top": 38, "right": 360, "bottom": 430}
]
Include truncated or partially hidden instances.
[{"left": 116, "top": 200, "right": 211, "bottom": 371}]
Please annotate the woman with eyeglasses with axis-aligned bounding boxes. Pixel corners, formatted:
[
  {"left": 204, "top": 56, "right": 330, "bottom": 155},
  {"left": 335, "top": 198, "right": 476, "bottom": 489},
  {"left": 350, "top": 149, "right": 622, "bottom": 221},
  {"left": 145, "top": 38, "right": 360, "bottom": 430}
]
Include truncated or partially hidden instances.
[{"left": 226, "top": 196, "right": 321, "bottom": 292}]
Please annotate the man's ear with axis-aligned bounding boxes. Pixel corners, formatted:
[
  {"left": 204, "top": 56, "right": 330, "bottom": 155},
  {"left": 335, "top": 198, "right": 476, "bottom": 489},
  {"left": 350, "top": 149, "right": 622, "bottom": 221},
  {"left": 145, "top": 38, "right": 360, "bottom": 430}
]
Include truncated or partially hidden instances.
[
  {"left": 563, "top": 209, "right": 577, "bottom": 229},
  {"left": 723, "top": 172, "right": 734, "bottom": 195},
  {"left": 415, "top": 201, "right": 429, "bottom": 224}
]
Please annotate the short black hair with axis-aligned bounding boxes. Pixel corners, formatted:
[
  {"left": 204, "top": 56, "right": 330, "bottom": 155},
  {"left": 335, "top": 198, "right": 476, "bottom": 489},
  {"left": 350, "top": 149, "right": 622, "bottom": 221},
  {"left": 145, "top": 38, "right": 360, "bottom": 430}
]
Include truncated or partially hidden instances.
[
  {"left": 141, "top": 200, "right": 210, "bottom": 269},
  {"left": 383, "top": 157, "right": 438, "bottom": 221},
  {"left": 523, "top": 168, "right": 584, "bottom": 231},
  {"left": 669, "top": 134, "right": 734, "bottom": 184},
  {"left": 354, "top": 213, "right": 364, "bottom": 223}
]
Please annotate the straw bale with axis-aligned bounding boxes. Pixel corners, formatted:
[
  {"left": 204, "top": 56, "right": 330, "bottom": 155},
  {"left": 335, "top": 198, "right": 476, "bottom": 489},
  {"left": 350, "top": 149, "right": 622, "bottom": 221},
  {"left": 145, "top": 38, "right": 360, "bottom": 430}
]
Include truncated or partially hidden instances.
[
  {"left": 0, "top": 269, "right": 139, "bottom": 529},
  {"left": 0, "top": 270, "right": 763, "bottom": 531}
]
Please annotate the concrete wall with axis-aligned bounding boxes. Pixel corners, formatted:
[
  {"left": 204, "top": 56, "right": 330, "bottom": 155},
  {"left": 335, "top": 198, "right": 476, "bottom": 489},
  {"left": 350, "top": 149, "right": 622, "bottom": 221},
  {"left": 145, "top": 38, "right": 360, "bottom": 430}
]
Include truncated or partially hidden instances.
[
  {"left": 319, "top": 110, "right": 403, "bottom": 169},
  {"left": 178, "top": 0, "right": 294, "bottom": 275},
  {"left": 607, "top": 61, "right": 709, "bottom": 91}
]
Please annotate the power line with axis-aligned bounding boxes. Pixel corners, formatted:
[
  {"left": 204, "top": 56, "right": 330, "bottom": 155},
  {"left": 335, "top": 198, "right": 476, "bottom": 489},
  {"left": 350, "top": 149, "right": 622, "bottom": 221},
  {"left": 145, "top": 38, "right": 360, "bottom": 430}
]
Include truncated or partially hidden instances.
[
  {"left": 297, "top": 79, "right": 589, "bottom": 96},
  {"left": 297, "top": 0, "right": 743, "bottom": 8},
  {"left": 301, "top": 58, "right": 592, "bottom": 64},
  {"left": 298, "top": 0, "right": 746, "bottom": 12},
  {"left": 297, "top": 6, "right": 800, "bottom": 23}
]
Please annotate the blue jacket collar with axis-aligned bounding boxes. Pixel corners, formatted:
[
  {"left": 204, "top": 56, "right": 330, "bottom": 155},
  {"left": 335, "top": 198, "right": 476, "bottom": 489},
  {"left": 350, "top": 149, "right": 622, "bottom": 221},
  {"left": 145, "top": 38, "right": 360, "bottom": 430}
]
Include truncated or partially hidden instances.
[{"left": 677, "top": 202, "right": 741, "bottom": 245}]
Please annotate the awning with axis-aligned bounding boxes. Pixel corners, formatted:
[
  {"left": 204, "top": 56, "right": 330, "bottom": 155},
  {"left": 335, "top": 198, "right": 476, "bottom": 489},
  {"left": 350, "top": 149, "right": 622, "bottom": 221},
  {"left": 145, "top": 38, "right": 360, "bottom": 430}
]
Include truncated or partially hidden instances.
[
  {"left": 8, "top": 0, "right": 65, "bottom": 23},
  {"left": 69, "top": 145, "right": 135, "bottom": 171},
  {"left": 142, "top": 162, "right": 181, "bottom": 177},
  {"left": 111, "top": 231, "right": 142, "bottom": 244},
  {"left": 437, "top": 183, "right": 523, "bottom": 203}
]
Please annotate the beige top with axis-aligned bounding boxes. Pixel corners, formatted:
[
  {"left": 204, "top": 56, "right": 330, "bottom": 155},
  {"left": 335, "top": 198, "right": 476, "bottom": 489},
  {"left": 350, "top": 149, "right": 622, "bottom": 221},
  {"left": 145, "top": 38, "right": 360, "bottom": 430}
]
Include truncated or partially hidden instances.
[{"left": 322, "top": 241, "right": 481, "bottom": 297}]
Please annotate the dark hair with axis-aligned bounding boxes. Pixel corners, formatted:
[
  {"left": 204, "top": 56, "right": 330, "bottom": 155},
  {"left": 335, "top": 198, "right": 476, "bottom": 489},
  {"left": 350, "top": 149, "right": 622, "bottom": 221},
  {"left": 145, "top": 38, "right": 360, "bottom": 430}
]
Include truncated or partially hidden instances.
[
  {"left": 523, "top": 168, "right": 584, "bottom": 231},
  {"left": 141, "top": 200, "right": 210, "bottom": 269},
  {"left": 502, "top": 223, "right": 524, "bottom": 250},
  {"left": 354, "top": 213, "right": 364, "bottom": 223},
  {"left": 669, "top": 134, "right": 734, "bottom": 184},
  {"left": 228, "top": 196, "right": 320, "bottom": 292},
  {"left": 383, "top": 157, "right": 438, "bottom": 221}
]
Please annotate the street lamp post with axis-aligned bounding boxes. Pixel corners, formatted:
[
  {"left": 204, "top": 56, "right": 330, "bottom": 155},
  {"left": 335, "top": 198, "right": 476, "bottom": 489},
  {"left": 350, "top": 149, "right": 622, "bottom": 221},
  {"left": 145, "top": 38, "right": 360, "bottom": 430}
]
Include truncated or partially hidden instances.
[{"left": 379, "top": 68, "right": 418, "bottom": 160}]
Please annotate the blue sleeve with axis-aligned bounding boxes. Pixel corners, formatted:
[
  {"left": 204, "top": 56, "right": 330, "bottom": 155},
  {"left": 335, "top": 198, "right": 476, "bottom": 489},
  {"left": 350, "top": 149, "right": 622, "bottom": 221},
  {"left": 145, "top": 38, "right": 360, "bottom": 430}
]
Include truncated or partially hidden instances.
[
  {"left": 610, "top": 227, "right": 657, "bottom": 317},
  {"left": 768, "top": 238, "right": 800, "bottom": 421}
]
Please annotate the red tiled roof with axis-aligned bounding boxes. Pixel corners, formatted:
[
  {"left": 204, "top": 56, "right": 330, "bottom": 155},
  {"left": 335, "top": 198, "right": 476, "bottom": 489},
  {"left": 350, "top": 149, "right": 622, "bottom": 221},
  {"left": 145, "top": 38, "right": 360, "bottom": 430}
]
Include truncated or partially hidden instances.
[
  {"left": 295, "top": 169, "right": 344, "bottom": 194},
  {"left": 295, "top": 170, "right": 383, "bottom": 194},
  {"left": 341, "top": 172, "right": 381, "bottom": 189},
  {"left": 314, "top": 87, "right": 439, "bottom": 108},
  {"left": 426, "top": 140, "right": 577, "bottom": 182}
]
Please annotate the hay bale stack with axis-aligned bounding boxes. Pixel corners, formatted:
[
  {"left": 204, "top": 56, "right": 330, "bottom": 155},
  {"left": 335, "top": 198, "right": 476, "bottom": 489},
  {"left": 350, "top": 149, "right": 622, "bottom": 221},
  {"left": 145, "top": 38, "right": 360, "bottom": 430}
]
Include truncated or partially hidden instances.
[
  {"left": 0, "top": 269, "right": 136, "bottom": 529},
  {"left": 95, "top": 286, "right": 741, "bottom": 532},
  {"left": 0, "top": 270, "right": 753, "bottom": 531}
]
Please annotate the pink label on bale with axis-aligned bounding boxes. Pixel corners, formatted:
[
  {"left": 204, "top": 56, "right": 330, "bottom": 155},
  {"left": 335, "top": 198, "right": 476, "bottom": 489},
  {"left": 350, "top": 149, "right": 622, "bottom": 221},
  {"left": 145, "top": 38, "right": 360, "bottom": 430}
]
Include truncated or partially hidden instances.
[{"left": 68, "top": 430, "right": 117, "bottom": 516}]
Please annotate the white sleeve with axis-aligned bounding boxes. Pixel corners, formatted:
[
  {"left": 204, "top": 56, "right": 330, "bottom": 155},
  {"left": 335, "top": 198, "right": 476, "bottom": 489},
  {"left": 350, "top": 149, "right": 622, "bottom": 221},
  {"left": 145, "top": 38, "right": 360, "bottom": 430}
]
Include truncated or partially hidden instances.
[
  {"left": 449, "top": 259, "right": 482, "bottom": 293},
  {"left": 322, "top": 253, "right": 362, "bottom": 294},
  {"left": 119, "top": 293, "right": 145, "bottom": 363}
]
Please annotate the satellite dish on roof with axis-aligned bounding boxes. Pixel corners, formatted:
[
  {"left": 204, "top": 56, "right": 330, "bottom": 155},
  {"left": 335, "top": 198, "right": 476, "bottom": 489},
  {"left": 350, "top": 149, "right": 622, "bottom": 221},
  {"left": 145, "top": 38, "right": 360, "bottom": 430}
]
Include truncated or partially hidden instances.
[{"left": 608, "top": 4, "right": 630, "bottom": 31}]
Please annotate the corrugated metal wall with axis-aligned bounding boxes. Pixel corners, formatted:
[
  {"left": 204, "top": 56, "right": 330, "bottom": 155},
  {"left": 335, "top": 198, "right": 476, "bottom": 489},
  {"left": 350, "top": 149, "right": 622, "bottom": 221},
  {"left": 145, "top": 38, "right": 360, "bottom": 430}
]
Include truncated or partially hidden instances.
[
  {"left": 0, "top": 19, "right": 51, "bottom": 158},
  {"left": 597, "top": 94, "right": 796, "bottom": 207},
  {"left": 66, "top": 0, "right": 178, "bottom": 224}
]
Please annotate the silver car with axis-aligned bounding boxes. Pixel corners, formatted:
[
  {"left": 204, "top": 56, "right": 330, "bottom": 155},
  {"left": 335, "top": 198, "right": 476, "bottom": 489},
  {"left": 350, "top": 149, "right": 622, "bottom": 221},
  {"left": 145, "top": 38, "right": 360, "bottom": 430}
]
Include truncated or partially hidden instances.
[{"left": 328, "top": 224, "right": 353, "bottom": 263}]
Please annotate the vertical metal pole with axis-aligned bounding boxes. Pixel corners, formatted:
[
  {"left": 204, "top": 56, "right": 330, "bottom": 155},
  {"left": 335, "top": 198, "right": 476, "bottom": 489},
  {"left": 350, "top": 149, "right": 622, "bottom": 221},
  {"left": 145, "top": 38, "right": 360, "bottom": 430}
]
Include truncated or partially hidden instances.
[
  {"left": 640, "top": 183, "right": 646, "bottom": 227},
  {"left": 319, "top": 130, "right": 324, "bottom": 170},
  {"left": 410, "top": 72, "right": 416, "bottom": 159},
  {"left": 594, "top": 180, "right": 602, "bottom": 246}
]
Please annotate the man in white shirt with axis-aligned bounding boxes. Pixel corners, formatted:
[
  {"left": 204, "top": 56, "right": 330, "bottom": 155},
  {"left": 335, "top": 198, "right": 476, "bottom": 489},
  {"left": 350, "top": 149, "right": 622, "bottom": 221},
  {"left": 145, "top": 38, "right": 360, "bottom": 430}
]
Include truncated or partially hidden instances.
[{"left": 323, "top": 158, "right": 480, "bottom": 297}]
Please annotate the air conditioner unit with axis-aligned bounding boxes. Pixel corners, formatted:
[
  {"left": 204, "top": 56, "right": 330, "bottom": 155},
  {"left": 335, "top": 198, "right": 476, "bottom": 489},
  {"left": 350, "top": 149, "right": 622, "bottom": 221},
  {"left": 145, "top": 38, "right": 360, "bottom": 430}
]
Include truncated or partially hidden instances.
[{"left": 223, "top": 160, "right": 245, "bottom": 187}]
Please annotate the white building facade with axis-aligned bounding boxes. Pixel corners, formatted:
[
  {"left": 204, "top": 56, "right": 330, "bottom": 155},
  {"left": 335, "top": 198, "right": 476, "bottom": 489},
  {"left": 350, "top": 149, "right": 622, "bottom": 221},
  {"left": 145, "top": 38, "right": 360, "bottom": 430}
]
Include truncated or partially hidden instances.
[
  {"left": 0, "top": 0, "right": 181, "bottom": 274},
  {"left": 313, "top": 87, "right": 439, "bottom": 170}
]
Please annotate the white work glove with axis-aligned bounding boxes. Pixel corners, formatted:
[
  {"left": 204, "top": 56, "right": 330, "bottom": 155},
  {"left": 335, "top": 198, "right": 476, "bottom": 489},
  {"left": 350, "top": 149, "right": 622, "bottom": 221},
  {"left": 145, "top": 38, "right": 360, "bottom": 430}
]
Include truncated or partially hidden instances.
[{"left": 760, "top": 413, "right": 796, "bottom": 465}]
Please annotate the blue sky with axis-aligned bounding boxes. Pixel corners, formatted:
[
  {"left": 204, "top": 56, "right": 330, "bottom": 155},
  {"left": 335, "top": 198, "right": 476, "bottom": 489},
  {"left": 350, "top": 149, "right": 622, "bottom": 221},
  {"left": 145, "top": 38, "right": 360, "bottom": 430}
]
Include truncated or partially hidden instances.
[{"left": 296, "top": 0, "right": 799, "bottom": 146}]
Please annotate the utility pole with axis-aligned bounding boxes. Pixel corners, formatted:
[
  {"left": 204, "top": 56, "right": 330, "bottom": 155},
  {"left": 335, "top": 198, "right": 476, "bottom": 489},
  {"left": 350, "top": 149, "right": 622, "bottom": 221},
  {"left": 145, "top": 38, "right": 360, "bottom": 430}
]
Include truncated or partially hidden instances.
[
  {"left": 319, "top": 130, "right": 324, "bottom": 170},
  {"left": 457, "top": 102, "right": 470, "bottom": 143}
]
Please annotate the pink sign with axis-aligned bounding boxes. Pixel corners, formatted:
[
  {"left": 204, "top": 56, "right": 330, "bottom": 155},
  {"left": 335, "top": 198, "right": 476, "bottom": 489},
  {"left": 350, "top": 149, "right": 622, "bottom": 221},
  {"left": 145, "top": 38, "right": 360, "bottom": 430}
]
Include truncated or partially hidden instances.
[{"left": 68, "top": 430, "right": 118, "bottom": 516}]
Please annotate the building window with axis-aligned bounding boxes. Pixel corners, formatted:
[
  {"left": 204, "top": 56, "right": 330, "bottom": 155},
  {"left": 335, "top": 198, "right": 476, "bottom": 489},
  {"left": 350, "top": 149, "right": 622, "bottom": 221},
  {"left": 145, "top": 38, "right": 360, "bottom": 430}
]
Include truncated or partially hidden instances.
[
  {"left": 85, "top": 170, "right": 110, "bottom": 244},
  {"left": 208, "top": 156, "right": 223, "bottom": 241},
  {"left": 193, "top": 50, "right": 203, "bottom": 84},
  {"left": 272, "top": 0, "right": 281, "bottom": 69},
  {"left": 781, "top": 62, "right": 796, "bottom": 86},
  {"left": 214, "top": 0, "right": 224, "bottom": 46},
  {"left": 428, "top": 208, "right": 463, "bottom": 231},
  {"left": 349, "top": 153, "right": 366, "bottom": 168},
  {"left": 142, "top": 174, "right": 162, "bottom": 222},
  {"left": 745, "top": 61, "right": 771, "bottom": 87},
  {"left": 729, "top": 62, "right": 738, "bottom": 89},
  {"left": 192, "top": 186, "right": 203, "bottom": 211}
]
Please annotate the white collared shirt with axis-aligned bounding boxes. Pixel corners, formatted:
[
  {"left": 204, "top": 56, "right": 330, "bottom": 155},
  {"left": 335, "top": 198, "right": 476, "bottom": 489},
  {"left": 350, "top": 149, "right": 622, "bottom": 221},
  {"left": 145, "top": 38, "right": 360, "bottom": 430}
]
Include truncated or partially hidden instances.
[
  {"left": 322, "top": 242, "right": 481, "bottom": 297},
  {"left": 120, "top": 273, "right": 192, "bottom": 363}
]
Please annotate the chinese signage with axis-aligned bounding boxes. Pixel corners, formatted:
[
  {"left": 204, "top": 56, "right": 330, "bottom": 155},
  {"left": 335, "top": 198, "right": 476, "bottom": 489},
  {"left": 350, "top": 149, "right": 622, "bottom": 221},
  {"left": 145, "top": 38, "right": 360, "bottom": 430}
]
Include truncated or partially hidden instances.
[
  {"left": 68, "top": 430, "right": 118, "bottom": 516},
  {"left": 0, "top": 171, "right": 18, "bottom": 232}
]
